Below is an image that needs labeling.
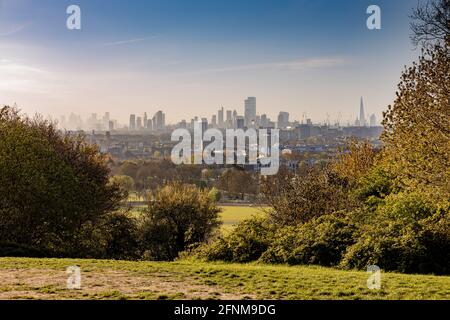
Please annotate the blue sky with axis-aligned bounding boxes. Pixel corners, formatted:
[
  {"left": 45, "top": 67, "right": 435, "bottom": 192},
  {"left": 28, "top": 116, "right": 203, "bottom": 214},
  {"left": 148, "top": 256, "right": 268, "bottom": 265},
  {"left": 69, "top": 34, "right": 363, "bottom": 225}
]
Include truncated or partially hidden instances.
[{"left": 0, "top": 0, "right": 420, "bottom": 124}]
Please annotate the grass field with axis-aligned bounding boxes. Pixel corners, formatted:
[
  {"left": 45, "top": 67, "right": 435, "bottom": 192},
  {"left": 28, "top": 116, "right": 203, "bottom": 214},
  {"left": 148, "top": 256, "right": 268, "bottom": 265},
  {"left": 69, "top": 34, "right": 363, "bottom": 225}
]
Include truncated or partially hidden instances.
[
  {"left": 131, "top": 205, "right": 265, "bottom": 232},
  {"left": 0, "top": 257, "right": 449, "bottom": 300},
  {"left": 219, "top": 206, "right": 265, "bottom": 231}
]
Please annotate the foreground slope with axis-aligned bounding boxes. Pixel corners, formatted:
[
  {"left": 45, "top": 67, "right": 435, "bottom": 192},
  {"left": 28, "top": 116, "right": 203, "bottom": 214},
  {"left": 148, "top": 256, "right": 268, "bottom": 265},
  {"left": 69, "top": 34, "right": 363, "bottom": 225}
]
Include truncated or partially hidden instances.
[{"left": 0, "top": 258, "right": 449, "bottom": 300}]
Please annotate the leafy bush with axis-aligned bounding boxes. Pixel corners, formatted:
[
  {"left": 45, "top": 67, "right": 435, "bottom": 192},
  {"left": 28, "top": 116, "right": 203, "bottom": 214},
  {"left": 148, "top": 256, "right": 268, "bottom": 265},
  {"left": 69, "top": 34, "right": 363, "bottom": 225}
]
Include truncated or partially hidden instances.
[
  {"left": 100, "top": 212, "right": 141, "bottom": 260},
  {"left": 0, "top": 106, "right": 124, "bottom": 257},
  {"left": 354, "top": 166, "right": 396, "bottom": 205},
  {"left": 196, "top": 216, "right": 274, "bottom": 263},
  {"left": 416, "top": 208, "right": 450, "bottom": 275},
  {"left": 139, "top": 182, "right": 221, "bottom": 261},
  {"left": 340, "top": 218, "right": 426, "bottom": 273},
  {"left": 340, "top": 193, "right": 444, "bottom": 274},
  {"left": 261, "top": 166, "right": 356, "bottom": 226},
  {"left": 260, "top": 214, "right": 357, "bottom": 266}
]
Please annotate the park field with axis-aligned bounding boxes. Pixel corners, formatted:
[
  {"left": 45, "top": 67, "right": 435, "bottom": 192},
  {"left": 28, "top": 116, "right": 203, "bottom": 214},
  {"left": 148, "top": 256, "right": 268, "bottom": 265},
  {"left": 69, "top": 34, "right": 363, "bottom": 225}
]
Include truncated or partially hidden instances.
[
  {"left": 131, "top": 205, "right": 265, "bottom": 232},
  {"left": 219, "top": 205, "right": 265, "bottom": 231},
  {"left": 0, "top": 257, "right": 449, "bottom": 300}
]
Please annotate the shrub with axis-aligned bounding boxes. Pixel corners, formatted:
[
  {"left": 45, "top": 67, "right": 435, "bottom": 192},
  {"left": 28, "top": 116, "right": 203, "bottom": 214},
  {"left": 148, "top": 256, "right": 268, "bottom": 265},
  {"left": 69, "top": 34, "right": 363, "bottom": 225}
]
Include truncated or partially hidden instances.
[
  {"left": 354, "top": 166, "right": 396, "bottom": 205},
  {"left": 260, "top": 214, "right": 357, "bottom": 266},
  {"left": 196, "top": 216, "right": 274, "bottom": 263},
  {"left": 261, "top": 166, "right": 356, "bottom": 226},
  {"left": 340, "top": 193, "right": 442, "bottom": 274},
  {"left": 139, "top": 182, "right": 221, "bottom": 261},
  {"left": 417, "top": 207, "right": 450, "bottom": 275},
  {"left": 380, "top": 192, "right": 437, "bottom": 221},
  {"left": 100, "top": 212, "right": 141, "bottom": 260},
  {"left": 340, "top": 219, "right": 426, "bottom": 274}
]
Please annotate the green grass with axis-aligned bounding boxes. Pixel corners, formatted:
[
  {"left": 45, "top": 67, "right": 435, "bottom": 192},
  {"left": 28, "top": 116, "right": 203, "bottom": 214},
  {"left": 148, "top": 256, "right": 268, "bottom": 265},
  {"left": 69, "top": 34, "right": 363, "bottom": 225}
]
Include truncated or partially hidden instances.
[
  {"left": 219, "top": 206, "right": 265, "bottom": 231},
  {"left": 0, "top": 257, "right": 449, "bottom": 300}
]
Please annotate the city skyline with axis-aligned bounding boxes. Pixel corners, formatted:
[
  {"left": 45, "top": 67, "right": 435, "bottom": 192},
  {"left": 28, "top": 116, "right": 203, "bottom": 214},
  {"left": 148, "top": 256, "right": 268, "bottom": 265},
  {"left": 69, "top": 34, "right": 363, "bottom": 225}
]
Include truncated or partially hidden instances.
[
  {"left": 0, "top": 0, "right": 419, "bottom": 123},
  {"left": 58, "top": 96, "right": 379, "bottom": 132}
]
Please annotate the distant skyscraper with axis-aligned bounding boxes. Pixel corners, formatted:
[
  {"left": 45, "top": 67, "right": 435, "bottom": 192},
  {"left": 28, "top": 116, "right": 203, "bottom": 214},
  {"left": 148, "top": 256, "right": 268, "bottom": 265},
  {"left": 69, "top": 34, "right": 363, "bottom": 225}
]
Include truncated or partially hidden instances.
[
  {"left": 201, "top": 118, "right": 208, "bottom": 133},
  {"left": 359, "top": 97, "right": 366, "bottom": 127},
  {"left": 236, "top": 116, "right": 245, "bottom": 129},
  {"left": 277, "top": 111, "right": 290, "bottom": 129},
  {"left": 143, "top": 112, "right": 148, "bottom": 128},
  {"left": 218, "top": 107, "right": 224, "bottom": 128},
  {"left": 261, "top": 114, "right": 268, "bottom": 127},
  {"left": 370, "top": 114, "right": 377, "bottom": 127},
  {"left": 244, "top": 97, "right": 256, "bottom": 127},
  {"left": 136, "top": 117, "right": 143, "bottom": 129},
  {"left": 226, "top": 110, "right": 232, "bottom": 128},
  {"left": 153, "top": 111, "right": 165, "bottom": 130},
  {"left": 129, "top": 114, "right": 136, "bottom": 130},
  {"left": 211, "top": 115, "right": 217, "bottom": 127},
  {"left": 102, "top": 112, "right": 110, "bottom": 128},
  {"left": 147, "top": 119, "right": 153, "bottom": 131},
  {"left": 108, "top": 120, "right": 114, "bottom": 131}
]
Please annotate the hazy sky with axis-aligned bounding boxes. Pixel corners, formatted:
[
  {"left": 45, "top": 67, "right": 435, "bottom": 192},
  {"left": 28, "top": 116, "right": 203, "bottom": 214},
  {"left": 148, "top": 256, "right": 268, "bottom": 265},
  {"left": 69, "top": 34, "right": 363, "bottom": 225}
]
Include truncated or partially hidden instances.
[{"left": 0, "top": 0, "right": 420, "bottom": 124}]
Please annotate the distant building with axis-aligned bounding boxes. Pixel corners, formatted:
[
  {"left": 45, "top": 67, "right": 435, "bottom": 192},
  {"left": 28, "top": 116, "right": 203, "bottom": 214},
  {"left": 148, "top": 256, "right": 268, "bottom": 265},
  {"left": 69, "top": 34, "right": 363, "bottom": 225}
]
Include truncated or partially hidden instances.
[
  {"left": 278, "top": 111, "right": 289, "bottom": 129},
  {"left": 218, "top": 107, "right": 224, "bottom": 128},
  {"left": 153, "top": 111, "right": 165, "bottom": 130},
  {"left": 136, "top": 117, "right": 142, "bottom": 130},
  {"left": 103, "top": 112, "right": 110, "bottom": 129},
  {"left": 226, "top": 110, "right": 232, "bottom": 128},
  {"left": 129, "top": 114, "right": 136, "bottom": 131},
  {"left": 370, "top": 114, "right": 377, "bottom": 127},
  {"left": 201, "top": 118, "right": 208, "bottom": 132},
  {"left": 147, "top": 119, "right": 153, "bottom": 131},
  {"left": 236, "top": 116, "right": 245, "bottom": 129},
  {"left": 260, "top": 114, "right": 268, "bottom": 127},
  {"left": 244, "top": 97, "right": 256, "bottom": 127},
  {"left": 359, "top": 97, "right": 366, "bottom": 126}
]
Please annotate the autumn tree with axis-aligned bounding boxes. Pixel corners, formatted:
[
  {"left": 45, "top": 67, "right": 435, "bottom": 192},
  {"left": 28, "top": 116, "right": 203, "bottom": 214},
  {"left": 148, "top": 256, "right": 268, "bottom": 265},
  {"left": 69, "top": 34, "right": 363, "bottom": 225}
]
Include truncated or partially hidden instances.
[
  {"left": 381, "top": 44, "right": 449, "bottom": 201},
  {"left": 331, "top": 138, "right": 378, "bottom": 188}
]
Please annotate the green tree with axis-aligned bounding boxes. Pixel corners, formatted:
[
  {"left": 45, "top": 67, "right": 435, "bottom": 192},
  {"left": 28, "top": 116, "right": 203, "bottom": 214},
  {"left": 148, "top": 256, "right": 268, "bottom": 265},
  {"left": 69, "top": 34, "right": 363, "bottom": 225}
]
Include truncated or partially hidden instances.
[
  {"left": 109, "top": 175, "right": 135, "bottom": 194},
  {"left": 0, "top": 106, "right": 124, "bottom": 256},
  {"left": 139, "top": 182, "right": 221, "bottom": 260}
]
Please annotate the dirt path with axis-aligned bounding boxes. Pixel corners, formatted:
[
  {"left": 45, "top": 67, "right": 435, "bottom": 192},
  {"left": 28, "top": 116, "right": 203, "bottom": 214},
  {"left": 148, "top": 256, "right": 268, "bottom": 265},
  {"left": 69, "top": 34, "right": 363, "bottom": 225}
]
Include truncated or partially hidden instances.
[{"left": 0, "top": 268, "right": 250, "bottom": 300}]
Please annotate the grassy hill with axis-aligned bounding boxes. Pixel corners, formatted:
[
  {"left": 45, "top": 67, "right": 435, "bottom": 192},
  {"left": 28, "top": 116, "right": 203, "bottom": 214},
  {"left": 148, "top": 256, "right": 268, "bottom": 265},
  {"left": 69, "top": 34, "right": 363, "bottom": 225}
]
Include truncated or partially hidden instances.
[{"left": 1, "top": 257, "right": 449, "bottom": 300}]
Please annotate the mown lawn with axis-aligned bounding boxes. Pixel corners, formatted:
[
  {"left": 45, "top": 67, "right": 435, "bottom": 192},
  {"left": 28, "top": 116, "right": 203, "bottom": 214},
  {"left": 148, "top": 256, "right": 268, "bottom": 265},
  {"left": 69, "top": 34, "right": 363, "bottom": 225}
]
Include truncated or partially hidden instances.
[{"left": 0, "top": 257, "right": 449, "bottom": 300}]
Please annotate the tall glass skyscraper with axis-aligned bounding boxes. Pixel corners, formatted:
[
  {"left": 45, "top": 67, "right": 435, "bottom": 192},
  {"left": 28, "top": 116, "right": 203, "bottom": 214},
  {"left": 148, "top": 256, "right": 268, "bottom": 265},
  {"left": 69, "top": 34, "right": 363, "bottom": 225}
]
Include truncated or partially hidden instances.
[{"left": 244, "top": 97, "right": 256, "bottom": 127}]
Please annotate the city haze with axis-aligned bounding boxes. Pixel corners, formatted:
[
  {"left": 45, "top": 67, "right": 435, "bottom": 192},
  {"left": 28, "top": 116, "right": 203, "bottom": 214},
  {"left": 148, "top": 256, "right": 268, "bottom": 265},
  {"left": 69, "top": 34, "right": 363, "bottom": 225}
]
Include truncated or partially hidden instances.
[{"left": 0, "top": 0, "right": 419, "bottom": 124}]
